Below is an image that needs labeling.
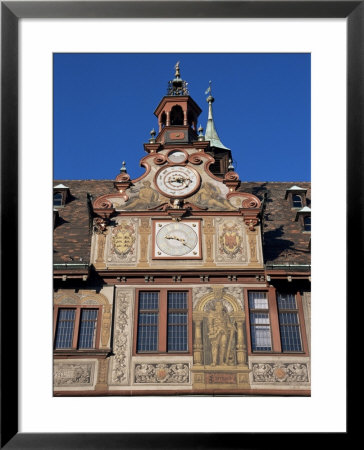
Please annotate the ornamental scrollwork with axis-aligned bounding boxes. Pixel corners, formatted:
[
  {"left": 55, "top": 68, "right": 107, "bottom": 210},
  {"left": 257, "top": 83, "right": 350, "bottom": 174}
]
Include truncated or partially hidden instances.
[
  {"left": 252, "top": 363, "right": 309, "bottom": 383},
  {"left": 134, "top": 363, "right": 190, "bottom": 384}
]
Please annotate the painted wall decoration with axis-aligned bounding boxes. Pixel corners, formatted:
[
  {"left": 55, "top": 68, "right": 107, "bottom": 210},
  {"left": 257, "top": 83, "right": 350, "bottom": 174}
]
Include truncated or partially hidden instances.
[
  {"left": 134, "top": 363, "right": 190, "bottom": 384},
  {"left": 105, "top": 218, "right": 138, "bottom": 265},
  {"left": 54, "top": 361, "right": 95, "bottom": 387},
  {"left": 216, "top": 218, "right": 247, "bottom": 263},
  {"left": 189, "top": 182, "right": 236, "bottom": 211},
  {"left": 251, "top": 363, "right": 309, "bottom": 383},
  {"left": 117, "top": 181, "right": 161, "bottom": 210}
]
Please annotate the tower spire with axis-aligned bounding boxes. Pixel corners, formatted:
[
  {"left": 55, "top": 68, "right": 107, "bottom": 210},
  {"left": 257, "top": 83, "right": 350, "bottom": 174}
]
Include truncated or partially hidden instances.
[
  {"left": 204, "top": 82, "right": 229, "bottom": 150},
  {"left": 167, "top": 61, "right": 189, "bottom": 96}
]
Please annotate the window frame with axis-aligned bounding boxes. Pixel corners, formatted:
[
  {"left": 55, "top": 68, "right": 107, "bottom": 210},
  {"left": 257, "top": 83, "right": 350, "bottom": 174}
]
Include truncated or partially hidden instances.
[
  {"left": 133, "top": 288, "right": 192, "bottom": 356},
  {"left": 244, "top": 287, "right": 309, "bottom": 356},
  {"left": 247, "top": 291, "right": 273, "bottom": 352},
  {"left": 276, "top": 292, "right": 304, "bottom": 353},
  {"left": 292, "top": 194, "right": 303, "bottom": 208},
  {"left": 53, "top": 305, "right": 102, "bottom": 351},
  {"left": 303, "top": 215, "right": 311, "bottom": 232}
]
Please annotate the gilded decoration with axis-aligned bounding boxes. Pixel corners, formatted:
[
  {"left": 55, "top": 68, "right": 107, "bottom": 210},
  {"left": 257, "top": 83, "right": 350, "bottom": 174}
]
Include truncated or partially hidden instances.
[
  {"left": 251, "top": 363, "right": 309, "bottom": 384},
  {"left": 109, "top": 288, "right": 133, "bottom": 386},
  {"left": 105, "top": 218, "right": 138, "bottom": 265},
  {"left": 216, "top": 218, "right": 247, "bottom": 264},
  {"left": 137, "top": 218, "right": 151, "bottom": 267},
  {"left": 134, "top": 363, "right": 190, "bottom": 384},
  {"left": 206, "top": 301, "right": 237, "bottom": 366},
  {"left": 54, "top": 361, "right": 95, "bottom": 387},
  {"left": 247, "top": 228, "right": 259, "bottom": 263},
  {"left": 192, "top": 287, "right": 247, "bottom": 369},
  {"left": 54, "top": 291, "right": 111, "bottom": 349},
  {"left": 203, "top": 218, "right": 216, "bottom": 266}
]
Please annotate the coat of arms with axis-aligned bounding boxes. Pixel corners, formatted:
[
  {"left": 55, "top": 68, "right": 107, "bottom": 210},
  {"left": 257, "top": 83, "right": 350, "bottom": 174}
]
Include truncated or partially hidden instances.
[
  {"left": 219, "top": 222, "right": 242, "bottom": 257},
  {"left": 112, "top": 222, "right": 135, "bottom": 256}
]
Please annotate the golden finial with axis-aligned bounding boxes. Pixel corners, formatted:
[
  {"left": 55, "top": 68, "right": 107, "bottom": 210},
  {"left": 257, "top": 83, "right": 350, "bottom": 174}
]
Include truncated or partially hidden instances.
[{"left": 175, "top": 61, "right": 180, "bottom": 78}]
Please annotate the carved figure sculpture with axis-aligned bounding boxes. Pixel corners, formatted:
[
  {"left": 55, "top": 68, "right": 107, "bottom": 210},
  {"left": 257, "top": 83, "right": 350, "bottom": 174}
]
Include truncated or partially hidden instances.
[{"left": 208, "top": 301, "right": 235, "bottom": 366}]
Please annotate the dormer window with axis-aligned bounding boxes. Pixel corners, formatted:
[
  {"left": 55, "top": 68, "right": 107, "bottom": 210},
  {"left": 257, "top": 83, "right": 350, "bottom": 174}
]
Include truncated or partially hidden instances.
[
  {"left": 53, "top": 192, "right": 63, "bottom": 207},
  {"left": 292, "top": 194, "right": 303, "bottom": 208},
  {"left": 303, "top": 216, "right": 311, "bottom": 232},
  {"left": 53, "top": 184, "right": 70, "bottom": 208},
  {"left": 295, "top": 206, "right": 311, "bottom": 233},
  {"left": 285, "top": 185, "right": 307, "bottom": 209}
]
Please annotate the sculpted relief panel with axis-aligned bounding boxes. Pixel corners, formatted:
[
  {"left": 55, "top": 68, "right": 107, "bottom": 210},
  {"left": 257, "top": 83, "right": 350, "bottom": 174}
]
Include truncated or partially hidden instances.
[
  {"left": 54, "top": 360, "right": 96, "bottom": 388},
  {"left": 204, "top": 301, "right": 237, "bottom": 366},
  {"left": 192, "top": 287, "right": 247, "bottom": 368},
  {"left": 251, "top": 363, "right": 310, "bottom": 384},
  {"left": 108, "top": 288, "right": 134, "bottom": 386},
  {"left": 134, "top": 363, "right": 190, "bottom": 384}
]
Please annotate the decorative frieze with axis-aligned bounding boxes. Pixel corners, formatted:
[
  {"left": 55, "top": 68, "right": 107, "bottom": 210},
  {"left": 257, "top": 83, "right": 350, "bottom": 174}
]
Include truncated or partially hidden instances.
[
  {"left": 252, "top": 363, "right": 309, "bottom": 383},
  {"left": 134, "top": 363, "right": 190, "bottom": 384},
  {"left": 109, "top": 288, "right": 134, "bottom": 386},
  {"left": 54, "top": 361, "right": 96, "bottom": 387}
]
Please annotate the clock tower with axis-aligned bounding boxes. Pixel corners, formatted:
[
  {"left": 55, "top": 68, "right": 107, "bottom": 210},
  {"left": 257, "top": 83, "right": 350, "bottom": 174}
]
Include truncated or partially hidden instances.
[
  {"left": 54, "top": 62, "right": 311, "bottom": 397},
  {"left": 90, "top": 63, "right": 263, "bottom": 392}
]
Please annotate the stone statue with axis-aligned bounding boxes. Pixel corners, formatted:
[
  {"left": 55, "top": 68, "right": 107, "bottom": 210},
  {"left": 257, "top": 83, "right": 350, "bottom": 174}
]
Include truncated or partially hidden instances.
[{"left": 208, "top": 301, "right": 235, "bottom": 366}]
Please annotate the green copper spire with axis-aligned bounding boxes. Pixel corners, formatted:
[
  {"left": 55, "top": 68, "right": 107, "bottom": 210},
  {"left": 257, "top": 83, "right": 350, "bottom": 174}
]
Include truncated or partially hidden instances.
[{"left": 204, "top": 81, "right": 230, "bottom": 150}]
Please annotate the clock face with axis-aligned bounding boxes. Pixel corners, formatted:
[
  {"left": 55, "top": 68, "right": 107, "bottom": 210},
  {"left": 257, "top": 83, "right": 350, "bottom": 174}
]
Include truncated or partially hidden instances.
[
  {"left": 154, "top": 221, "right": 201, "bottom": 258},
  {"left": 167, "top": 150, "right": 187, "bottom": 163},
  {"left": 155, "top": 165, "right": 200, "bottom": 198}
]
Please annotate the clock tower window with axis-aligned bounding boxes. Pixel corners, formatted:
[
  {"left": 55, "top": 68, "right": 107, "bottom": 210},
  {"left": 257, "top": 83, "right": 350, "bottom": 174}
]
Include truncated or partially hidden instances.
[{"left": 170, "top": 105, "right": 184, "bottom": 125}]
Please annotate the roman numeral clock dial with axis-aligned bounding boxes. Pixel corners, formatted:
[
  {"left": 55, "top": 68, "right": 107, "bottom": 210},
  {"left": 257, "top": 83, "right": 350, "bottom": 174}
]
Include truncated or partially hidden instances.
[{"left": 153, "top": 221, "right": 201, "bottom": 259}]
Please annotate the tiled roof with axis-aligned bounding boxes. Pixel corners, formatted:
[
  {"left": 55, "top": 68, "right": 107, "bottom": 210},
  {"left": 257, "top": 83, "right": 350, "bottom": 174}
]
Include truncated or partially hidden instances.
[
  {"left": 53, "top": 180, "right": 114, "bottom": 264},
  {"left": 238, "top": 182, "right": 311, "bottom": 265},
  {"left": 53, "top": 180, "right": 311, "bottom": 266}
]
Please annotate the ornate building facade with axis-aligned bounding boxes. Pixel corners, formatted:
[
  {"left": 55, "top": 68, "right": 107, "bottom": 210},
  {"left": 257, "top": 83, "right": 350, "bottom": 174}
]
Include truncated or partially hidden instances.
[{"left": 53, "top": 64, "right": 311, "bottom": 396}]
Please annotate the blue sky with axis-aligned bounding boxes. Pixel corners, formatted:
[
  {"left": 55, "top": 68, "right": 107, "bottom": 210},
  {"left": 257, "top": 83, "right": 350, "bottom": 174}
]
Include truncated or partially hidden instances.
[{"left": 53, "top": 53, "right": 310, "bottom": 181}]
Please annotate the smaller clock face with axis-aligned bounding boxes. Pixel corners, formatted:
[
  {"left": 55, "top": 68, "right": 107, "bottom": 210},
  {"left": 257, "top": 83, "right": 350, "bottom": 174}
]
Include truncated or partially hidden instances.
[
  {"left": 154, "top": 221, "right": 201, "bottom": 258},
  {"left": 167, "top": 150, "right": 187, "bottom": 163},
  {"left": 155, "top": 165, "right": 200, "bottom": 198}
]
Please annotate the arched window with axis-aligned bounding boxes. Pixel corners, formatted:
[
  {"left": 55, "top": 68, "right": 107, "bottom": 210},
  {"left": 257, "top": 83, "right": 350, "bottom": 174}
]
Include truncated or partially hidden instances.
[
  {"left": 53, "top": 192, "right": 63, "bottom": 207},
  {"left": 161, "top": 112, "right": 166, "bottom": 129},
  {"left": 304, "top": 216, "right": 311, "bottom": 232},
  {"left": 170, "top": 105, "right": 183, "bottom": 125},
  {"left": 292, "top": 194, "right": 303, "bottom": 208}
]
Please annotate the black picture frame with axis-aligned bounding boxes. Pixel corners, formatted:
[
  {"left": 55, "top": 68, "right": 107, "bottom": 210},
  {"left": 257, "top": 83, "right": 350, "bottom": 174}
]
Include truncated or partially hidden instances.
[{"left": 1, "top": 1, "right": 355, "bottom": 448}]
